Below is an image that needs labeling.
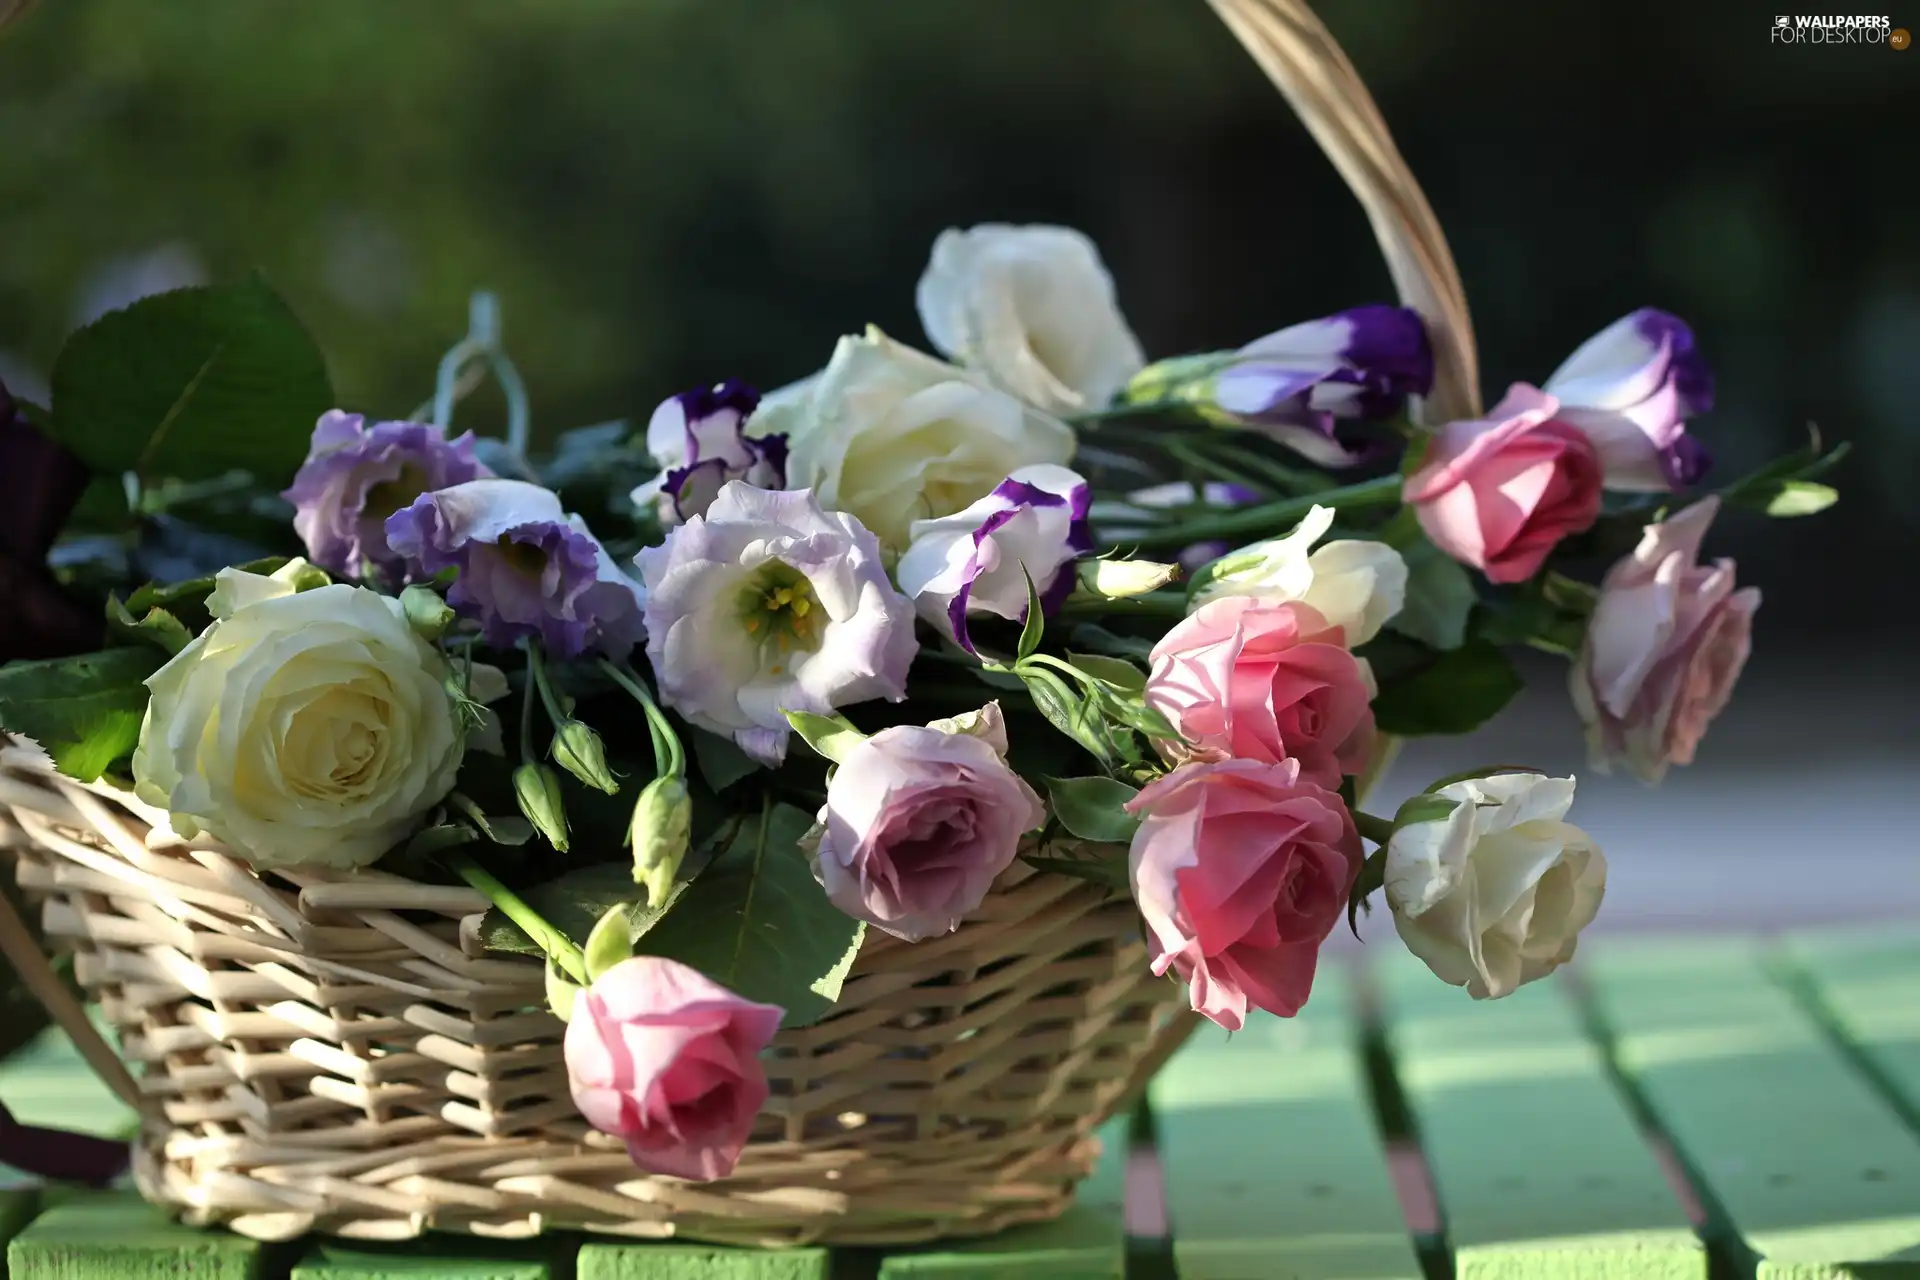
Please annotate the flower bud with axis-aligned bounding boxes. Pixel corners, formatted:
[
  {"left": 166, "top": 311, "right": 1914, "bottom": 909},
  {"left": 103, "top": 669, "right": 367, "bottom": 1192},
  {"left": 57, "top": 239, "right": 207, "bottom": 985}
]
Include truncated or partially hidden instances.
[
  {"left": 1075, "top": 557, "right": 1182, "bottom": 600},
  {"left": 514, "top": 762, "right": 570, "bottom": 852},
  {"left": 551, "top": 719, "right": 619, "bottom": 795},
  {"left": 399, "top": 584, "right": 455, "bottom": 640},
  {"left": 631, "top": 775, "right": 692, "bottom": 906}
]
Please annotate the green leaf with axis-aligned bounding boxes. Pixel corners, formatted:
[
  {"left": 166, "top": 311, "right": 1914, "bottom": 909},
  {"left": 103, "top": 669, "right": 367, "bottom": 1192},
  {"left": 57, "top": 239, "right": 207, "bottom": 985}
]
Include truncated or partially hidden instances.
[
  {"left": 1420, "top": 763, "right": 1544, "bottom": 794},
  {"left": 1066, "top": 652, "right": 1146, "bottom": 693},
  {"left": 1764, "top": 481, "right": 1838, "bottom": 517},
  {"left": 691, "top": 728, "right": 762, "bottom": 793},
  {"left": 1043, "top": 775, "right": 1142, "bottom": 844},
  {"left": 1371, "top": 639, "right": 1523, "bottom": 737},
  {"left": 1068, "top": 623, "right": 1158, "bottom": 663},
  {"left": 636, "top": 800, "right": 865, "bottom": 1027},
  {"left": 783, "top": 710, "right": 866, "bottom": 765},
  {"left": 50, "top": 276, "right": 333, "bottom": 484},
  {"left": 123, "top": 555, "right": 291, "bottom": 633},
  {"left": 1388, "top": 537, "right": 1476, "bottom": 651},
  {"left": 105, "top": 596, "right": 194, "bottom": 656},
  {"left": 1021, "top": 668, "right": 1115, "bottom": 769},
  {"left": 0, "top": 648, "right": 164, "bottom": 782},
  {"left": 479, "top": 863, "right": 689, "bottom": 960},
  {"left": 1016, "top": 565, "right": 1045, "bottom": 661},
  {"left": 1348, "top": 845, "right": 1387, "bottom": 937},
  {"left": 445, "top": 793, "right": 534, "bottom": 845},
  {"left": 1024, "top": 852, "right": 1129, "bottom": 892},
  {"left": 401, "top": 823, "right": 479, "bottom": 860},
  {"left": 1716, "top": 430, "right": 1850, "bottom": 516},
  {"left": 1392, "top": 793, "right": 1461, "bottom": 829}
]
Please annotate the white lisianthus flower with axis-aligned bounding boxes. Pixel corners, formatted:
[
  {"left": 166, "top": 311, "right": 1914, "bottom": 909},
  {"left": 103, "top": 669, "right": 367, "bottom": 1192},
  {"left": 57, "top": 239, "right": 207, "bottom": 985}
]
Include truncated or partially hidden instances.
[
  {"left": 1383, "top": 773, "right": 1607, "bottom": 1000},
  {"left": 132, "top": 560, "right": 465, "bottom": 870},
  {"left": 634, "top": 481, "right": 918, "bottom": 765},
  {"left": 915, "top": 223, "right": 1146, "bottom": 414},
  {"left": 1190, "top": 504, "right": 1407, "bottom": 646},
  {"left": 782, "top": 328, "right": 1076, "bottom": 553}
]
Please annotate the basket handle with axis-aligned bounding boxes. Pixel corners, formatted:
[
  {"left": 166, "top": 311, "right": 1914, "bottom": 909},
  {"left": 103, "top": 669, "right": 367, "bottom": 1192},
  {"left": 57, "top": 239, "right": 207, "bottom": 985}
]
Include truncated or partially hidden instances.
[{"left": 1207, "top": 0, "right": 1482, "bottom": 424}]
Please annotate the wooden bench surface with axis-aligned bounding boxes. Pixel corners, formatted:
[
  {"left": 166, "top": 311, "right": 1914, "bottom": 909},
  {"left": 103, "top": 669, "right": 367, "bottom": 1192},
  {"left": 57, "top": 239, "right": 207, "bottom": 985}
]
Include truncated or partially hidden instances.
[{"left": 3, "top": 925, "right": 1916, "bottom": 1278}]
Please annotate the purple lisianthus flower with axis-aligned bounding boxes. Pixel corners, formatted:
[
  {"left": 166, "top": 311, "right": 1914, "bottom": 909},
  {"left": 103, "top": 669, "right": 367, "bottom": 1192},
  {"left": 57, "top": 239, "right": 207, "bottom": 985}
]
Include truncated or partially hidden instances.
[
  {"left": 895, "top": 464, "right": 1093, "bottom": 654},
  {"left": 634, "top": 481, "right": 916, "bottom": 765},
  {"left": 1543, "top": 308, "right": 1714, "bottom": 492},
  {"left": 386, "top": 479, "right": 645, "bottom": 660},
  {"left": 1211, "top": 304, "right": 1433, "bottom": 468},
  {"left": 631, "top": 380, "right": 788, "bottom": 525},
  {"left": 282, "top": 411, "right": 492, "bottom": 579}
]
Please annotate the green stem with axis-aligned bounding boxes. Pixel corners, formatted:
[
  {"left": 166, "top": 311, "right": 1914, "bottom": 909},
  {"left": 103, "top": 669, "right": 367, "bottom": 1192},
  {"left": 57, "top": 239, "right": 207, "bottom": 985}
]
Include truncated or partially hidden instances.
[
  {"left": 601, "top": 661, "right": 685, "bottom": 777},
  {"left": 450, "top": 852, "right": 587, "bottom": 984},
  {"left": 1353, "top": 811, "right": 1397, "bottom": 846},
  {"left": 1112, "top": 475, "right": 1401, "bottom": 548},
  {"left": 1203, "top": 441, "right": 1330, "bottom": 496},
  {"left": 517, "top": 651, "right": 538, "bottom": 762},
  {"left": 1061, "top": 590, "right": 1189, "bottom": 618},
  {"left": 1066, "top": 400, "right": 1185, "bottom": 427},
  {"left": 526, "top": 641, "right": 571, "bottom": 731},
  {"left": 1164, "top": 436, "right": 1272, "bottom": 497}
]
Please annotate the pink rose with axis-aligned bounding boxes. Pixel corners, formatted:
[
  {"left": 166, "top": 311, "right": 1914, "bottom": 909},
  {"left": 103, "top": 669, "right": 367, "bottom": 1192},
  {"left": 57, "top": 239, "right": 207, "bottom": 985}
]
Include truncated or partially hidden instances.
[
  {"left": 1125, "top": 758, "right": 1361, "bottom": 1030},
  {"left": 1145, "top": 596, "right": 1374, "bottom": 790},
  {"left": 564, "top": 956, "right": 782, "bottom": 1181},
  {"left": 1571, "top": 495, "right": 1759, "bottom": 784},
  {"left": 1404, "top": 383, "right": 1604, "bottom": 584},
  {"left": 812, "top": 704, "right": 1047, "bottom": 942}
]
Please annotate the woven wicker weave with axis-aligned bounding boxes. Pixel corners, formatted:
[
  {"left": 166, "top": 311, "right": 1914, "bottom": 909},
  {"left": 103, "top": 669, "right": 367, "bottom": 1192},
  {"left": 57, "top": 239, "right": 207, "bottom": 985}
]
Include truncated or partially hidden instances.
[{"left": 0, "top": 0, "right": 1479, "bottom": 1248}]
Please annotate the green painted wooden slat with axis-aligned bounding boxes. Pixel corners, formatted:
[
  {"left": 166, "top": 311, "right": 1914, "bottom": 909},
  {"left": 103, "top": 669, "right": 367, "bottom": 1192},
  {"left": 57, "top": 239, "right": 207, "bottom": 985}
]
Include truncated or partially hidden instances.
[
  {"left": 575, "top": 1239, "right": 829, "bottom": 1280},
  {"left": 0, "top": 1021, "right": 139, "bottom": 1139},
  {"left": 1375, "top": 957, "right": 1706, "bottom": 1279},
  {"left": 1, "top": 1187, "right": 39, "bottom": 1272},
  {"left": 292, "top": 1237, "right": 559, "bottom": 1279},
  {"left": 1150, "top": 965, "right": 1423, "bottom": 1279},
  {"left": 875, "top": 1117, "right": 1129, "bottom": 1278},
  {"left": 1781, "top": 923, "right": 1920, "bottom": 1123},
  {"left": 1586, "top": 939, "right": 1920, "bottom": 1279},
  {"left": 6, "top": 1190, "right": 268, "bottom": 1280}
]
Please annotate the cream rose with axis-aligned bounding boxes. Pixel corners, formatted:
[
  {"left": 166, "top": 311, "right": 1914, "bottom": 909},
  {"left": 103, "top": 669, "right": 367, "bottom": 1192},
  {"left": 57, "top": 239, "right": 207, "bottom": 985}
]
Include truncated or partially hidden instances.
[
  {"left": 132, "top": 560, "right": 464, "bottom": 870},
  {"left": 914, "top": 223, "right": 1145, "bottom": 413},
  {"left": 1383, "top": 773, "right": 1607, "bottom": 1000},
  {"left": 781, "top": 328, "right": 1076, "bottom": 553}
]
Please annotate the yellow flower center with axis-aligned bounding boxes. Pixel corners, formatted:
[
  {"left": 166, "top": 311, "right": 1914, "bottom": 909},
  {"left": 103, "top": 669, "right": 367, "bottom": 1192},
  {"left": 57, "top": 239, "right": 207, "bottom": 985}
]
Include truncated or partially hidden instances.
[
  {"left": 737, "top": 563, "right": 823, "bottom": 676},
  {"left": 494, "top": 535, "right": 549, "bottom": 579},
  {"left": 363, "top": 464, "right": 430, "bottom": 521}
]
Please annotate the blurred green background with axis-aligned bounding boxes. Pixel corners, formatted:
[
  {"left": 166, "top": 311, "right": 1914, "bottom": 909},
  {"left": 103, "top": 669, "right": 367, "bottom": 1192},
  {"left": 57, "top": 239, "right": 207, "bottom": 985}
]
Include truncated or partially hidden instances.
[{"left": 0, "top": 0, "right": 1914, "bottom": 641}]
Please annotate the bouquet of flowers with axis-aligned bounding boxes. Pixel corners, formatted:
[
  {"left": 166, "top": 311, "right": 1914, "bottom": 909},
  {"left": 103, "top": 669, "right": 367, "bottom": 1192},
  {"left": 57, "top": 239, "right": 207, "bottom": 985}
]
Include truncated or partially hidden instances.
[{"left": 0, "top": 221, "right": 1844, "bottom": 1187}]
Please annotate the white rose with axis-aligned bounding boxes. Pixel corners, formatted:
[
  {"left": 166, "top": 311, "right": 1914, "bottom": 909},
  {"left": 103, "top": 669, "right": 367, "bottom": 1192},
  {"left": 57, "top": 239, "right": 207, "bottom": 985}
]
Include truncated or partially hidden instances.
[
  {"left": 132, "top": 560, "right": 465, "bottom": 870},
  {"left": 783, "top": 328, "right": 1076, "bottom": 553},
  {"left": 1383, "top": 773, "right": 1607, "bottom": 1000},
  {"left": 915, "top": 223, "right": 1145, "bottom": 414},
  {"left": 1190, "top": 504, "right": 1408, "bottom": 645}
]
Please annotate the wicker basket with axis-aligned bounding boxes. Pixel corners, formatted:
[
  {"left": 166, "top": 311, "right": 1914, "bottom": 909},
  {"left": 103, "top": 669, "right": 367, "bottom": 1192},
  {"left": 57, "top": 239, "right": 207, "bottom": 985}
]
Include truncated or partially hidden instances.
[{"left": 0, "top": 0, "right": 1481, "bottom": 1249}]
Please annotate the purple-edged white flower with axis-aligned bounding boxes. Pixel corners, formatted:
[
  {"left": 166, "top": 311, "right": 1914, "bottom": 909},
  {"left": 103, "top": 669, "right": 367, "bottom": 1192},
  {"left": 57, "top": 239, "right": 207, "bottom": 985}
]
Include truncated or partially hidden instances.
[
  {"left": 1212, "top": 305, "right": 1433, "bottom": 467},
  {"left": 1543, "top": 308, "right": 1714, "bottom": 492},
  {"left": 634, "top": 482, "right": 917, "bottom": 765},
  {"left": 894, "top": 464, "right": 1092, "bottom": 654},
  {"left": 631, "top": 380, "right": 789, "bottom": 525},
  {"left": 385, "top": 479, "right": 645, "bottom": 660},
  {"left": 282, "top": 411, "right": 492, "bottom": 580}
]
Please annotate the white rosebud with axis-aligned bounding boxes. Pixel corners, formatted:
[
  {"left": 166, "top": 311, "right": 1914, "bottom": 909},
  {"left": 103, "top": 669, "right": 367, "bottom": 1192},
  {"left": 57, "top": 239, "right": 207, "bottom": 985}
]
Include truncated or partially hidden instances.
[
  {"left": 1076, "top": 557, "right": 1182, "bottom": 600},
  {"left": 1383, "top": 773, "right": 1607, "bottom": 1000},
  {"left": 132, "top": 566, "right": 464, "bottom": 870},
  {"left": 1190, "top": 505, "right": 1407, "bottom": 646},
  {"left": 915, "top": 223, "right": 1145, "bottom": 414}
]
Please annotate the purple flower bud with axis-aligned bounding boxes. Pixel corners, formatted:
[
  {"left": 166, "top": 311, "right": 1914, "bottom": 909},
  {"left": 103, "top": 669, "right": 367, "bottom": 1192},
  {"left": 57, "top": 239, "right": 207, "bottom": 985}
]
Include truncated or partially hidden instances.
[
  {"left": 282, "top": 411, "right": 492, "bottom": 580},
  {"left": 895, "top": 464, "right": 1093, "bottom": 654},
  {"left": 1213, "top": 305, "right": 1433, "bottom": 467},
  {"left": 1544, "top": 308, "right": 1714, "bottom": 493},
  {"left": 632, "top": 380, "right": 788, "bottom": 525},
  {"left": 385, "top": 479, "right": 645, "bottom": 660}
]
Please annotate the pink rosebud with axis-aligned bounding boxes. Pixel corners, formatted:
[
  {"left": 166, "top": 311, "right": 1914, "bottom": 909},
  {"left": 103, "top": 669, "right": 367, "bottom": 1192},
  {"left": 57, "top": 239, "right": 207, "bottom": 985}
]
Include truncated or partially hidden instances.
[
  {"left": 1403, "top": 383, "right": 1604, "bottom": 584},
  {"left": 1145, "top": 597, "right": 1374, "bottom": 791},
  {"left": 1125, "top": 758, "right": 1361, "bottom": 1030},
  {"left": 564, "top": 956, "right": 783, "bottom": 1181},
  {"left": 812, "top": 706, "right": 1047, "bottom": 942},
  {"left": 1571, "top": 495, "right": 1759, "bottom": 784}
]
